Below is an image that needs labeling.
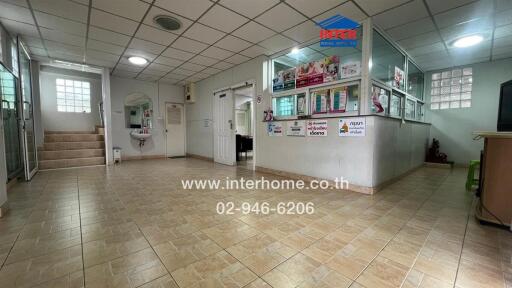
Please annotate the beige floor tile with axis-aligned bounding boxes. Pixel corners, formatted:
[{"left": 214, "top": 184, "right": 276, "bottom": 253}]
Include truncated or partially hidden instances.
[
  {"left": 455, "top": 258, "right": 505, "bottom": 288},
  {"left": 356, "top": 256, "right": 409, "bottom": 288},
  {"left": 202, "top": 219, "right": 259, "bottom": 248}
]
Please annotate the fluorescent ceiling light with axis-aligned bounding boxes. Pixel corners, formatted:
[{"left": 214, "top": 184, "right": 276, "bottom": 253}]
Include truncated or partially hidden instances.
[
  {"left": 290, "top": 47, "right": 300, "bottom": 54},
  {"left": 128, "top": 56, "right": 148, "bottom": 65},
  {"left": 453, "top": 35, "right": 483, "bottom": 48}
]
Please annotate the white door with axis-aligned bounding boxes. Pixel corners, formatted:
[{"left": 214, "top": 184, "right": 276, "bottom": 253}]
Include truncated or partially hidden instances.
[
  {"left": 213, "top": 89, "right": 235, "bottom": 165},
  {"left": 165, "top": 103, "right": 185, "bottom": 157}
]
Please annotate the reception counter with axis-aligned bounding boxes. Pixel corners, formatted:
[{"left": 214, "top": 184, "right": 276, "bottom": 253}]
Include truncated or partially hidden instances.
[{"left": 473, "top": 131, "right": 512, "bottom": 227}]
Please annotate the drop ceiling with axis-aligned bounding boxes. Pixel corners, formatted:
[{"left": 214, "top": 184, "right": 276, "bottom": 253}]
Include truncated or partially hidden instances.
[{"left": 0, "top": 0, "right": 510, "bottom": 86}]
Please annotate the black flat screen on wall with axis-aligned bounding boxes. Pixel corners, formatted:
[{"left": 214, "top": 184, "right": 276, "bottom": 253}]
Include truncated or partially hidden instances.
[{"left": 498, "top": 80, "right": 512, "bottom": 132}]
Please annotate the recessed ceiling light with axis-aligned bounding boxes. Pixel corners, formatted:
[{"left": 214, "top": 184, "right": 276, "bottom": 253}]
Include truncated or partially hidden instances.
[
  {"left": 153, "top": 15, "right": 182, "bottom": 31},
  {"left": 291, "top": 47, "right": 300, "bottom": 54},
  {"left": 453, "top": 35, "right": 483, "bottom": 48},
  {"left": 128, "top": 56, "right": 148, "bottom": 66}
]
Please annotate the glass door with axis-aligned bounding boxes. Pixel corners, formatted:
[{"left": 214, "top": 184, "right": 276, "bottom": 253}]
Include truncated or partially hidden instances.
[
  {"left": 18, "top": 39, "right": 37, "bottom": 180},
  {"left": 0, "top": 63, "right": 23, "bottom": 179}
]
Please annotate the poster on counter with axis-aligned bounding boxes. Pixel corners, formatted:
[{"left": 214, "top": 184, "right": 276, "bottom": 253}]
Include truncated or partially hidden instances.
[
  {"left": 296, "top": 61, "right": 324, "bottom": 87},
  {"left": 296, "top": 63, "right": 310, "bottom": 88},
  {"left": 339, "top": 117, "right": 366, "bottom": 137},
  {"left": 307, "top": 120, "right": 328, "bottom": 136},
  {"left": 283, "top": 67, "right": 296, "bottom": 90},
  {"left": 371, "top": 86, "right": 385, "bottom": 113},
  {"left": 297, "top": 94, "right": 306, "bottom": 115},
  {"left": 323, "top": 55, "right": 339, "bottom": 82},
  {"left": 341, "top": 61, "right": 361, "bottom": 78},
  {"left": 311, "top": 89, "right": 329, "bottom": 114},
  {"left": 267, "top": 121, "right": 283, "bottom": 136},
  {"left": 272, "top": 70, "right": 284, "bottom": 92},
  {"left": 393, "top": 66, "right": 404, "bottom": 89},
  {"left": 330, "top": 86, "right": 348, "bottom": 113},
  {"left": 286, "top": 120, "right": 306, "bottom": 136}
]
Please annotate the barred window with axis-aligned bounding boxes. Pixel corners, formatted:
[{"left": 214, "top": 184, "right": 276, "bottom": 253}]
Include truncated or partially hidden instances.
[{"left": 56, "top": 78, "right": 91, "bottom": 113}]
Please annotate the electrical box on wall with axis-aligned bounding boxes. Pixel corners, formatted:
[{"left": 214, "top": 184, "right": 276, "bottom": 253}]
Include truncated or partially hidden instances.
[{"left": 185, "top": 82, "right": 196, "bottom": 103}]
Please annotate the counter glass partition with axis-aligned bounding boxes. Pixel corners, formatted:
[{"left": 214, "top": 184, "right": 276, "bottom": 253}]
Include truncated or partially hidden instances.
[{"left": 372, "top": 30, "right": 405, "bottom": 90}]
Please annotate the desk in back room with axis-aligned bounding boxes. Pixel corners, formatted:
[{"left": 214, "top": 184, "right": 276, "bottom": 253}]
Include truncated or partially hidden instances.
[{"left": 473, "top": 131, "right": 512, "bottom": 227}]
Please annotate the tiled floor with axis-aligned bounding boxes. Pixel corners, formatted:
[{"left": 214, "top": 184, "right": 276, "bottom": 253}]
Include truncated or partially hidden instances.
[{"left": 0, "top": 158, "right": 510, "bottom": 288}]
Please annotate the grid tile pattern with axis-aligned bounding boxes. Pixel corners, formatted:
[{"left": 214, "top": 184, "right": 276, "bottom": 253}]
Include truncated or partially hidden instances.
[{"left": 0, "top": 159, "right": 510, "bottom": 288}]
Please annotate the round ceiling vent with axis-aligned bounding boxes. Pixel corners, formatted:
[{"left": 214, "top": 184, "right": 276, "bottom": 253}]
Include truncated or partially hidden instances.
[{"left": 153, "top": 15, "right": 182, "bottom": 31}]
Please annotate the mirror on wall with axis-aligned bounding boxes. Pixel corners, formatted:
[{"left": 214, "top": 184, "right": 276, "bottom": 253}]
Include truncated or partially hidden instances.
[{"left": 124, "top": 93, "right": 152, "bottom": 129}]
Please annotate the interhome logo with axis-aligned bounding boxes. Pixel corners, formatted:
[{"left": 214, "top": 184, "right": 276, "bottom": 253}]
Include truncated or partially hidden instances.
[{"left": 316, "top": 14, "right": 359, "bottom": 47}]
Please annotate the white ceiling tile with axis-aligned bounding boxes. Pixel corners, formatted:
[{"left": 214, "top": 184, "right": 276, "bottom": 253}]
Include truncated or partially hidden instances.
[
  {"left": 137, "top": 74, "right": 160, "bottom": 82},
  {"left": 372, "top": 0, "right": 428, "bottom": 30},
  {"left": 117, "top": 63, "right": 144, "bottom": 73},
  {"left": 497, "top": 0, "right": 512, "bottom": 10},
  {"left": 398, "top": 31, "right": 442, "bottom": 49},
  {"left": 258, "top": 34, "right": 298, "bottom": 54},
  {"left": 87, "top": 39, "right": 125, "bottom": 55},
  {"left": 143, "top": 68, "right": 168, "bottom": 77},
  {"left": 171, "top": 37, "right": 209, "bottom": 53},
  {"left": 183, "top": 23, "right": 226, "bottom": 44},
  {"left": 433, "top": 0, "right": 493, "bottom": 28},
  {"left": 49, "top": 52, "right": 84, "bottom": 62},
  {"left": 425, "top": 0, "right": 476, "bottom": 14},
  {"left": 40, "top": 27, "right": 85, "bottom": 46},
  {"left": 22, "top": 36, "right": 44, "bottom": 49},
  {"left": 496, "top": 9, "right": 512, "bottom": 27},
  {"left": 0, "top": 19, "right": 39, "bottom": 37},
  {"left": 188, "top": 55, "right": 219, "bottom": 66},
  {"left": 147, "top": 62, "right": 173, "bottom": 72},
  {"left": 493, "top": 44, "right": 512, "bottom": 60},
  {"left": 35, "top": 12, "right": 87, "bottom": 36},
  {"left": 161, "top": 47, "right": 195, "bottom": 60},
  {"left": 282, "top": 20, "right": 318, "bottom": 43},
  {"left": 154, "top": 55, "right": 185, "bottom": 67},
  {"left": 199, "top": 5, "right": 248, "bottom": 33},
  {"left": 31, "top": 0, "right": 88, "bottom": 22},
  {"left": 90, "top": 9, "right": 138, "bottom": 35},
  {"left": 144, "top": 6, "right": 192, "bottom": 35},
  {"left": 495, "top": 24, "right": 512, "bottom": 39},
  {"left": 200, "top": 46, "right": 234, "bottom": 60},
  {"left": 407, "top": 42, "right": 446, "bottom": 57},
  {"left": 203, "top": 66, "right": 225, "bottom": 74},
  {"left": 0, "top": 0, "right": 28, "bottom": 8},
  {"left": 92, "top": 0, "right": 149, "bottom": 21},
  {"left": 385, "top": 17, "right": 436, "bottom": 41},
  {"left": 164, "top": 73, "right": 186, "bottom": 80},
  {"left": 86, "top": 58, "right": 117, "bottom": 68},
  {"left": 285, "top": 0, "right": 345, "bottom": 17},
  {"left": 314, "top": 1, "right": 368, "bottom": 23},
  {"left": 135, "top": 25, "right": 178, "bottom": 46},
  {"left": 172, "top": 68, "right": 196, "bottom": 76},
  {"left": 219, "top": 0, "right": 279, "bottom": 18},
  {"left": 180, "top": 62, "right": 207, "bottom": 72},
  {"left": 354, "top": 0, "right": 409, "bottom": 16},
  {"left": 493, "top": 36, "right": 512, "bottom": 49},
  {"left": 255, "top": 3, "right": 306, "bottom": 32},
  {"left": 86, "top": 49, "right": 120, "bottom": 62},
  {"left": 224, "top": 54, "right": 250, "bottom": 65},
  {"left": 0, "top": 1, "right": 33, "bottom": 24},
  {"left": 128, "top": 38, "right": 166, "bottom": 55},
  {"left": 45, "top": 40, "right": 84, "bottom": 55},
  {"left": 27, "top": 46, "right": 47, "bottom": 56},
  {"left": 113, "top": 70, "right": 138, "bottom": 78},
  {"left": 239, "top": 45, "right": 270, "bottom": 57},
  {"left": 155, "top": 0, "right": 213, "bottom": 20},
  {"left": 214, "top": 36, "right": 252, "bottom": 53},
  {"left": 232, "top": 21, "right": 276, "bottom": 43},
  {"left": 88, "top": 27, "right": 131, "bottom": 47},
  {"left": 439, "top": 18, "right": 493, "bottom": 43}
]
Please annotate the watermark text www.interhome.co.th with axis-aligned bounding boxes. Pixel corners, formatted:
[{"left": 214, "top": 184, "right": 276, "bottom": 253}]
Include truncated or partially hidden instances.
[{"left": 181, "top": 176, "right": 349, "bottom": 190}]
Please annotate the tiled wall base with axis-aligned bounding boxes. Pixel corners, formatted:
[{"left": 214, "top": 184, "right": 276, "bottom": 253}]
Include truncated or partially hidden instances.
[
  {"left": 186, "top": 153, "right": 214, "bottom": 162},
  {"left": 121, "top": 155, "right": 166, "bottom": 161}
]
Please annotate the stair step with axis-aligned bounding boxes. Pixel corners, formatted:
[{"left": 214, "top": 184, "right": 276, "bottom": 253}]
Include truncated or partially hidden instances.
[
  {"left": 40, "top": 149, "right": 105, "bottom": 160},
  {"left": 44, "top": 134, "right": 104, "bottom": 142},
  {"left": 39, "top": 157, "right": 105, "bottom": 170},
  {"left": 45, "top": 130, "right": 95, "bottom": 134},
  {"left": 43, "top": 141, "right": 105, "bottom": 151}
]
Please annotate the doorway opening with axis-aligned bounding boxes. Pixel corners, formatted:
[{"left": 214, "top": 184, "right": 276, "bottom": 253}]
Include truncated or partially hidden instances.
[
  {"left": 165, "top": 102, "right": 185, "bottom": 158},
  {"left": 233, "top": 84, "right": 254, "bottom": 170}
]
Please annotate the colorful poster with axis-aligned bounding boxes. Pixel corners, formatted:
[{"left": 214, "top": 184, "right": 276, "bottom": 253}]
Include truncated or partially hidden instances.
[
  {"left": 308, "top": 60, "right": 324, "bottom": 86},
  {"left": 286, "top": 120, "right": 306, "bottom": 137},
  {"left": 267, "top": 121, "right": 283, "bottom": 136},
  {"left": 307, "top": 120, "right": 328, "bottom": 137},
  {"left": 283, "top": 68, "right": 296, "bottom": 90},
  {"left": 394, "top": 66, "right": 404, "bottom": 89},
  {"left": 371, "top": 86, "right": 384, "bottom": 113},
  {"left": 296, "top": 63, "right": 310, "bottom": 88},
  {"left": 323, "top": 56, "right": 339, "bottom": 82},
  {"left": 272, "top": 70, "right": 284, "bottom": 92},
  {"left": 339, "top": 117, "right": 366, "bottom": 137},
  {"left": 340, "top": 61, "right": 361, "bottom": 78},
  {"left": 311, "top": 89, "right": 329, "bottom": 114},
  {"left": 297, "top": 94, "right": 306, "bottom": 115},
  {"left": 330, "top": 86, "right": 347, "bottom": 113}
]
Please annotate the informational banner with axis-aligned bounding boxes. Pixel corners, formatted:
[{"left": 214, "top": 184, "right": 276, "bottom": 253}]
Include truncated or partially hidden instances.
[
  {"left": 311, "top": 89, "right": 329, "bottom": 114},
  {"left": 323, "top": 55, "right": 339, "bottom": 82},
  {"left": 339, "top": 117, "right": 366, "bottom": 137},
  {"left": 287, "top": 120, "right": 306, "bottom": 136},
  {"left": 340, "top": 61, "right": 360, "bottom": 78},
  {"left": 267, "top": 121, "right": 283, "bottom": 136},
  {"left": 330, "top": 86, "right": 347, "bottom": 113},
  {"left": 307, "top": 120, "right": 328, "bottom": 136}
]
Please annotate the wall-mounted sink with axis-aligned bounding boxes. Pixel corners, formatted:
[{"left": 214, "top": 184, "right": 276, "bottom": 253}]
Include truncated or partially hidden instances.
[{"left": 130, "top": 132, "right": 151, "bottom": 140}]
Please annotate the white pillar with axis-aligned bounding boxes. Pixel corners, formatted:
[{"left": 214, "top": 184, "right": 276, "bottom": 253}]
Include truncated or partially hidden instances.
[{"left": 101, "top": 68, "right": 113, "bottom": 165}]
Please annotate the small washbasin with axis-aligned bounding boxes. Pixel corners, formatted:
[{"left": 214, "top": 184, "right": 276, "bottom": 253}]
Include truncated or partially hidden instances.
[{"left": 130, "top": 132, "right": 151, "bottom": 140}]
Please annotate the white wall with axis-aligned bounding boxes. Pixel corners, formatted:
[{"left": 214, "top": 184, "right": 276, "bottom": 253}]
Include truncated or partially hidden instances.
[
  {"left": 425, "top": 58, "right": 512, "bottom": 165},
  {"left": 110, "top": 77, "right": 184, "bottom": 158},
  {"left": 39, "top": 66, "right": 102, "bottom": 132}
]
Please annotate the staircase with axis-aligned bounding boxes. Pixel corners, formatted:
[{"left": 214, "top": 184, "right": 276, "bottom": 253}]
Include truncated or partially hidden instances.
[{"left": 38, "top": 126, "right": 105, "bottom": 170}]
